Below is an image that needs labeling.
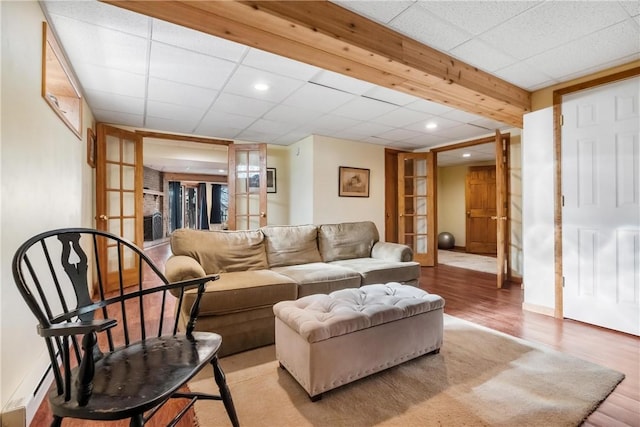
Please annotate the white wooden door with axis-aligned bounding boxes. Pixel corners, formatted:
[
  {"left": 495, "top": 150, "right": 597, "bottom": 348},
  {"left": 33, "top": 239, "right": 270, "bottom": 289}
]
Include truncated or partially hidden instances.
[{"left": 562, "top": 76, "right": 639, "bottom": 336}]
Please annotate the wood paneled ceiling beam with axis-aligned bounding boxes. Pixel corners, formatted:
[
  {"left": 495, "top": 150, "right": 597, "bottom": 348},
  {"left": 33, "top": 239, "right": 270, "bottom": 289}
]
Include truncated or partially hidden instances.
[{"left": 103, "top": 0, "right": 530, "bottom": 127}]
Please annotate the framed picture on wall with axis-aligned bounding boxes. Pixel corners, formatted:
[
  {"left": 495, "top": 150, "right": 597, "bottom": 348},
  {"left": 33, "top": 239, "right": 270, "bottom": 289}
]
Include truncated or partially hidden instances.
[
  {"left": 339, "top": 166, "right": 369, "bottom": 197},
  {"left": 86, "top": 127, "right": 96, "bottom": 168},
  {"left": 266, "top": 168, "right": 277, "bottom": 193}
]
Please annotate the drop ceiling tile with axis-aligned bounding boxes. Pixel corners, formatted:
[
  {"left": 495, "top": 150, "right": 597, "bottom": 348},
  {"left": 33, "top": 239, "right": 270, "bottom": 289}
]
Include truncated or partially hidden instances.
[
  {"left": 212, "top": 93, "right": 276, "bottom": 118},
  {"left": 263, "top": 105, "right": 323, "bottom": 124},
  {"left": 272, "top": 131, "right": 314, "bottom": 145},
  {"left": 362, "top": 86, "right": 420, "bottom": 106},
  {"left": 242, "top": 49, "right": 321, "bottom": 81},
  {"left": 439, "top": 109, "right": 485, "bottom": 124},
  {"left": 470, "top": 118, "right": 510, "bottom": 131},
  {"left": 223, "top": 65, "right": 306, "bottom": 103},
  {"left": 405, "top": 116, "right": 462, "bottom": 133},
  {"left": 310, "top": 70, "right": 376, "bottom": 95},
  {"left": 402, "top": 133, "right": 450, "bottom": 147},
  {"left": 193, "top": 122, "right": 243, "bottom": 139},
  {"left": 436, "top": 124, "right": 490, "bottom": 141},
  {"left": 93, "top": 109, "right": 143, "bottom": 127},
  {"left": 306, "top": 114, "right": 362, "bottom": 132},
  {"left": 421, "top": 1, "right": 541, "bottom": 36},
  {"left": 146, "top": 100, "right": 206, "bottom": 124},
  {"left": 73, "top": 63, "right": 146, "bottom": 98},
  {"left": 84, "top": 90, "right": 145, "bottom": 115},
  {"left": 558, "top": 52, "right": 640, "bottom": 85},
  {"left": 341, "top": 122, "right": 394, "bottom": 136},
  {"left": 373, "top": 108, "right": 428, "bottom": 128},
  {"left": 235, "top": 129, "right": 280, "bottom": 143},
  {"left": 389, "top": 3, "right": 472, "bottom": 51},
  {"left": 199, "top": 110, "right": 257, "bottom": 130},
  {"left": 152, "top": 19, "right": 247, "bottom": 61},
  {"left": 378, "top": 128, "right": 426, "bottom": 141},
  {"left": 282, "top": 83, "right": 356, "bottom": 112},
  {"left": 450, "top": 39, "right": 518, "bottom": 73},
  {"left": 493, "top": 61, "right": 555, "bottom": 90},
  {"left": 147, "top": 78, "right": 218, "bottom": 109},
  {"left": 330, "top": 97, "right": 399, "bottom": 121},
  {"left": 43, "top": 1, "right": 150, "bottom": 37},
  {"left": 480, "top": 1, "right": 629, "bottom": 60},
  {"left": 245, "top": 119, "right": 299, "bottom": 135},
  {"left": 524, "top": 20, "right": 640, "bottom": 81},
  {"left": 620, "top": 1, "right": 640, "bottom": 17},
  {"left": 332, "top": 1, "right": 414, "bottom": 24},
  {"left": 363, "top": 136, "right": 396, "bottom": 146},
  {"left": 149, "top": 43, "right": 236, "bottom": 90},
  {"left": 145, "top": 115, "right": 200, "bottom": 134},
  {"left": 405, "top": 99, "right": 453, "bottom": 116},
  {"left": 48, "top": 15, "right": 148, "bottom": 75}
]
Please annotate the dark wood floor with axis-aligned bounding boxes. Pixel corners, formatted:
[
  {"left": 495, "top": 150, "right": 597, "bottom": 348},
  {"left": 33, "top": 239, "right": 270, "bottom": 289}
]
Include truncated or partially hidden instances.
[{"left": 32, "top": 243, "right": 639, "bottom": 426}]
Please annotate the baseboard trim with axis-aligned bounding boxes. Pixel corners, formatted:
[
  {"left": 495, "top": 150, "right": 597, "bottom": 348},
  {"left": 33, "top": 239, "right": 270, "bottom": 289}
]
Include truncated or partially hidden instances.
[{"left": 522, "top": 302, "right": 555, "bottom": 317}]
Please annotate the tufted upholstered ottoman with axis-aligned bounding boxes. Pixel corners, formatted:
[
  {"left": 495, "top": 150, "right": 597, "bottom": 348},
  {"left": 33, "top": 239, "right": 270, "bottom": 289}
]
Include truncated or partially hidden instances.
[{"left": 273, "top": 282, "right": 445, "bottom": 400}]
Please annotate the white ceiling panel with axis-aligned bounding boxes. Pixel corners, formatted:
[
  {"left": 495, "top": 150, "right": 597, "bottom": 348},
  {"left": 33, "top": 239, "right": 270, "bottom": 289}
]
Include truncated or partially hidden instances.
[
  {"left": 146, "top": 100, "right": 205, "bottom": 125},
  {"left": 405, "top": 99, "right": 454, "bottom": 116},
  {"left": 149, "top": 42, "right": 237, "bottom": 90},
  {"left": 342, "top": 121, "right": 394, "bottom": 136},
  {"left": 362, "top": 85, "right": 421, "bottom": 106},
  {"left": 222, "top": 65, "right": 306, "bottom": 103},
  {"left": 389, "top": 3, "right": 472, "bottom": 51},
  {"left": 242, "top": 49, "right": 321, "bottom": 81},
  {"left": 378, "top": 127, "right": 427, "bottom": 141},
  {"left": 439, "top": 108, "right": 486, "bottom": 124},
  {"left": 84, "top": 90, "right": 145, "bottom": 115},
  {"left": 450, "top": 39, "right": 518, "bottom": 73},
  {"left": 263, "top": 105, "right": 323, "bottom": 124},
  {"left": 151, "top": 19, "right": 248, "bottom": 61},
  {"left": 94, "top": 109, "right": 144, "bottom": 127},
  {"left": 310, "top": 70, "right": 376, "bottom": 95},
  {"left": 198, "top": 110, "right": 257, "bottom": 130},
  {"left": 305, "top": 114, "right": 362, "bottom": 132},
  {"left": 44, "top": 0, "right": 150, "bottom": 37},
  {"left": 282, "top": 83, "right": 356, "bottom": 112},
  {"left": 145, "top": 115, "right": 201, "bottom": 134},
  {"left": 334, "top": 1, "right": 413, "bottom": 24},
  {"left": 494, "top": 61, "right": 556, "bottom": 90},
  {"left": 374, "top": 108, "right": 430, "bottom": 128},
  {"left": 73, "top": 62, "right": 147, "bottom": 98},
  {"left": 245, "top": 119, "right": 299, "bottom": 136},
  {"left": 330, "top": 96, "right": 400, "bottom": 121},
  {"left": 212, "top": 93, "right": 276, "bottom": 118},
  {"left": 423, "top": 1, "right": 541, "bottom": 36},
  {"left": 147, "top": 78, "right": 217, "bottom": 109},
  {"left": 437, "top": 124, "right": 492, "bottom": 140}
]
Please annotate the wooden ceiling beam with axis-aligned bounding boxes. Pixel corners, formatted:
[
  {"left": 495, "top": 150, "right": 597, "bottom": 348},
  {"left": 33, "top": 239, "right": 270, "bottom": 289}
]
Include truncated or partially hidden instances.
[{"left": 103, "top": 0, "right": 530, "bottom": 127}]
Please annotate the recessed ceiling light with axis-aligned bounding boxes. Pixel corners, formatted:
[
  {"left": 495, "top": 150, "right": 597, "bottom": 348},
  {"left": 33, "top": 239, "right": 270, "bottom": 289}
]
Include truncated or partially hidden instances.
[
  {"left": 462, "top": 153, "right": 471, "bottom": 158},
  {"left": 254, "top": 83, "right": 270, "bottom": 91},
  {"left": 425, "top": 122, "right": 438, "bottom": 130}
]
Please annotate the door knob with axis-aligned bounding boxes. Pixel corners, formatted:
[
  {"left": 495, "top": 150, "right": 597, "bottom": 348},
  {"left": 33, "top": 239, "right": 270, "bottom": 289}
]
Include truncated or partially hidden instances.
[
  {"left": 260, "top": 212, "right": 266, "bottom": 218},
  {"left": 491, "top": 216, "right": 507, "bottom": 221},
  {"left": 99, "top": 214, "right": 108, "bottom": 221}
]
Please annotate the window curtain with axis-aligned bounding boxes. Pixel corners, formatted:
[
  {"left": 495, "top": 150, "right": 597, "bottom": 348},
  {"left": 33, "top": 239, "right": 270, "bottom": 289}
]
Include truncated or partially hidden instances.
[
  {"left": 198, "top": 182, "right": 209, "bottom": 230},
  {"left": 210, "top": 184, "right": 222, "bottom": 224},
  {"left": 168, "top": 181, "right": 182, "bottom": 232}
]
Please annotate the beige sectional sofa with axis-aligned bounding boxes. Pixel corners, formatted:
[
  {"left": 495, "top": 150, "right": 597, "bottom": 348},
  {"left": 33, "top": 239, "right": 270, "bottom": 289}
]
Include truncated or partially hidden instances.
[{"left": 165, "top": 221, "right": 420, "bottom": 356}]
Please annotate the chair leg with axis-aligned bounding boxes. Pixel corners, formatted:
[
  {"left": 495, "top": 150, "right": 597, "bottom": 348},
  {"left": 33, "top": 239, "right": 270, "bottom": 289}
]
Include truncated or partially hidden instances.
[
  {"left": 50, "top": 416, "right": 62, "bottom": 427},
  {"left": 129, "top": 414, "right": 144, "bottom": 427},
  {"left": 212, "top": 356, "right": 239, "bottom": 427}
]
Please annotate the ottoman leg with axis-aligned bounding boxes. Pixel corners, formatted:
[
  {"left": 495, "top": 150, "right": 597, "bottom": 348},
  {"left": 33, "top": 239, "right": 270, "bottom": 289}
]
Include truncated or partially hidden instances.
[{"left": 310, "top": 393, "right": 323, "bottom": 402}]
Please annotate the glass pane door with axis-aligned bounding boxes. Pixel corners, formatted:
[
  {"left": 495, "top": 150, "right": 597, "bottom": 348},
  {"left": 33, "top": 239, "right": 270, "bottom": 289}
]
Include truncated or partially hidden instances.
[
  {"left": 398, "top": 152, "right": 435, "bottom": 266},
  {"left": 228, "top": 144, "right": 267, "bottom": 230}
]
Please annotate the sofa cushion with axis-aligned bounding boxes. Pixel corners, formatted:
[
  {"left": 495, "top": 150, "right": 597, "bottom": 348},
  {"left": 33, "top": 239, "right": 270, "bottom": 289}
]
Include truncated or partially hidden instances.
[
  {"left": 261, "top": 225, "right": 322, "bottom": 268},
  {"left": 183, "top": 269, "right": 297, "bottom": 316},
  {"left": 329, "top": 258, "right": 421, "bottom": 285},
  {"left": 272, "top": 263, "right": 362, "bottom": 297},
  {"left": 318, "top": 221, "right": 379, "bottom": 262},
  {"left": 171, "top": 228, "right": 268, "bottom": 274}
]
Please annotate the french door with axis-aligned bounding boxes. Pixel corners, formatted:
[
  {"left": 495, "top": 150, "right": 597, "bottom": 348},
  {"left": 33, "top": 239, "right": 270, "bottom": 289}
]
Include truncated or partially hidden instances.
[
  {"left": 494, "top": 130, "right": 509, "bottom": 289},
  {"left": 96, "top": 124, "right": 143, "bottom": 292},
  {"left": 227, "top": 143, "right": 267, "bottom": 230},
  {"left": 398, "top": 152, "right": 435, "bottom": 266}
]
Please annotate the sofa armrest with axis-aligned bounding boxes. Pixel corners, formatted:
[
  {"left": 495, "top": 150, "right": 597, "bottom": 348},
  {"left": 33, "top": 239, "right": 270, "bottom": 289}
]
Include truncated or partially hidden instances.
[
  {"left": 165, "top": 255, "right": 207, "bottom": 283},
  {"left": 371, "top": 241, "right": 413, "bottom": 262}
]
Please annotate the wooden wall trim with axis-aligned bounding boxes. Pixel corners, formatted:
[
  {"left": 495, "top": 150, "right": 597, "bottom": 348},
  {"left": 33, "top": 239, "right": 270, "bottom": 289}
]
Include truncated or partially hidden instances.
[{"left": 102, "top": 0, "right": 530, "bottom": 127}]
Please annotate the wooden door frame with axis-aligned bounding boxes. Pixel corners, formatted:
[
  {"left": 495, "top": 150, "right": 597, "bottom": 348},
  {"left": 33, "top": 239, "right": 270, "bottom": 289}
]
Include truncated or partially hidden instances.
[
  {"left": 431, "top": 134, "right": 511, "bottom": 280},
  {"left": 552, "top": 66, "right": 640, "bottom": 319},
  {"left": 384, "top": 148, "right": 404, "bottom": 243}
]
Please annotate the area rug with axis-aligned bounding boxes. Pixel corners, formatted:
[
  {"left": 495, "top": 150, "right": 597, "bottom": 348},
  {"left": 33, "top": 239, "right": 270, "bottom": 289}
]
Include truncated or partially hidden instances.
[
  {"left": 190, "top": 315, "right": 624, "bottom": 427},
  {"left": 438, "top": 249, "right": 497, "bottom": 274}
]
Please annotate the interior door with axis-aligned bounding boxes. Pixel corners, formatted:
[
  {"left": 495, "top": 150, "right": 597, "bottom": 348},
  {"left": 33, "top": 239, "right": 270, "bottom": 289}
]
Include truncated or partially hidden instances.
[
  {"left": 228, "top": 143, "right": 267, "bottom": 230},
  {"left": 562, "top": 76, "right": 639, "bottom": 335},
  {"left": 465, "top": 165, "right": 497, "bottom": 254},
  {"left": 495, "top": 130, "right": 509, "bottom": 289},
  {"left": 384, "top": 148, "right": 401, "bottom": 243},
  {"left": 398, "top": 152, "right": 435, "bottom": 266},
  {"left": 96, "top": 124, "right": 143, "bottom": 291}
]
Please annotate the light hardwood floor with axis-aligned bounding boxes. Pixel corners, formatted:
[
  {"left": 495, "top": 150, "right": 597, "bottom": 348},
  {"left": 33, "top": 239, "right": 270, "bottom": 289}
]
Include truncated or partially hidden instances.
[{"left": 32, "top": 243, "right": 639, "bottom": 426}]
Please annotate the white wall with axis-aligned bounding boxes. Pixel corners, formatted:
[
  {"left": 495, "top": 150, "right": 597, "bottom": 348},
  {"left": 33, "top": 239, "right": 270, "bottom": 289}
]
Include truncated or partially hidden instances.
[
  {"left": 288, "top": 136, "right": 314, "bottom": 225},
  {"left": 522, "top": 108, "right": 556, "bottom": 313},
  {"left": 510, "top": 135, "right": 523, "bottom": 277},
  {"left": 266, "top": 144, "right": 289, "bottom": 225},
  {"left": 312, "top": 136, "right": 386, "bottom": 236},
  {"left": 1, "top": 1, "right": 94, "bottom": 421}
]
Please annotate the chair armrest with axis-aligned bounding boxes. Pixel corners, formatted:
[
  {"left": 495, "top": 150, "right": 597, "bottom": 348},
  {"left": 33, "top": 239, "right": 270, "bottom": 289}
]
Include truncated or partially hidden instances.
[
  {"left": 38, "top": 318, "right": 117, "bottom": 338},
  {"left": 165, "top": 255, "right": 209, "bottom": 297},
  {"left": 371, "top": 241, "right": 414, "bottom": 262}
]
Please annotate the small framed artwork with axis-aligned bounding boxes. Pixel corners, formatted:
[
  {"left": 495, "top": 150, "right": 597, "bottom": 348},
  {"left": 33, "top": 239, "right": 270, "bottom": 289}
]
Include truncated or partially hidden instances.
[
  {"left": 339, "top": 166, "right": 370, "bottom": 197},
  {"left": 87, "top": 127, "right": 96, "bottom": 168},
  {"left": 266, "top": 168, "right": 277, "bottom": 193}
]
